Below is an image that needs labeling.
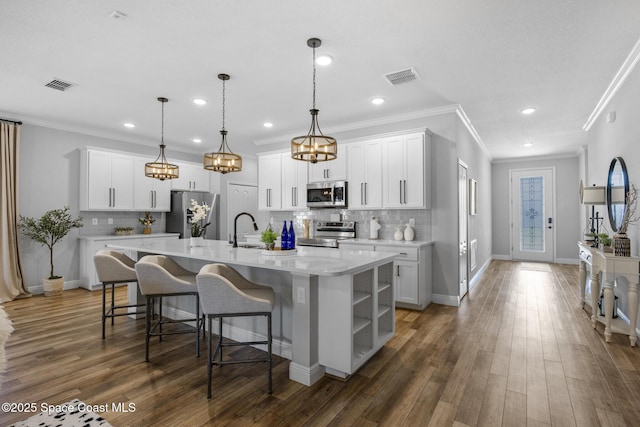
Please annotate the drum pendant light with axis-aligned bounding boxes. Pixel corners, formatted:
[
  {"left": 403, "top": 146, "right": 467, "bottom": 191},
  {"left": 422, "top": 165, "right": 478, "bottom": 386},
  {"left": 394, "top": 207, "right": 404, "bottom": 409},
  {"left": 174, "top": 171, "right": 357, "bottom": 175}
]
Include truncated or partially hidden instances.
[
  {"left": 203, "top": 73, "right": 242, "bottom": 174},
  {"left": 291, "top": 38, "right": 337, "bottom": 163},
  {"left": 145, "top": 97, "right": 179, "bottom": 180}
]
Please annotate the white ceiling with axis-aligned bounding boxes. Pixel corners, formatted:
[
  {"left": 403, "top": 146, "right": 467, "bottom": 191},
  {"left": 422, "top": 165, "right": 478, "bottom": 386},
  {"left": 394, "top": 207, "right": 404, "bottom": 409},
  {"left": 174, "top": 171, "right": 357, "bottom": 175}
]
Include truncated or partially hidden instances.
[{"left": 1, "top": 1, "right": 640, "bottom": 160}]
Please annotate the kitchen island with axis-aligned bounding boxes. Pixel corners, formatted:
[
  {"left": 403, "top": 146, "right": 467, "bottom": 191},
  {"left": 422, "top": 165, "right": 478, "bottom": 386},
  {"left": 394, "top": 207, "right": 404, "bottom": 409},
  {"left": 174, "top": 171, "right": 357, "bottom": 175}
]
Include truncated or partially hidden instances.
[{"left": 108, "top": 238, "right": 397, "bottom": 385}]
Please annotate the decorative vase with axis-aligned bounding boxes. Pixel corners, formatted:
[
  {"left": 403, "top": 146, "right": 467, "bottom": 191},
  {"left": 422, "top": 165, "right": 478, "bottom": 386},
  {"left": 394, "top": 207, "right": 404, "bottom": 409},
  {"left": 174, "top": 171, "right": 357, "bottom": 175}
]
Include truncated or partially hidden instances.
[
  {"left": 394, "top": 227, "right": 404, "bottom": 241},
  {"left": 403, "top": 224, "right": 415, "bottom": 241},
  {"left": 143, "top": 227, "right": 152, "bottom": 234},
  {"left": 190, "top": 236, "right": 204, "bottom": 247},
  {"left": 614, "top": 233, "right": 631, "bottom": 257},
  {"left": 42, "top": 277, "right": 64, "bottom": 296},
  {"left": 265, "top": 242, "right": 275, "bottom": 250}
]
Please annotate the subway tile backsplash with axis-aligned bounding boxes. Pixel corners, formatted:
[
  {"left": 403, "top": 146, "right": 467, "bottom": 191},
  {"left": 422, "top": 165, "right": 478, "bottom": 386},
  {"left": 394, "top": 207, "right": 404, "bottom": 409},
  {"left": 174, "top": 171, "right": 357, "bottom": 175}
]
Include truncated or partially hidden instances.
[
  {"left": 258, "top": 208, "right": 431, "bottom": 241},
  {"left": 79, "top": 211, "right": 166, "bottom": 236}
]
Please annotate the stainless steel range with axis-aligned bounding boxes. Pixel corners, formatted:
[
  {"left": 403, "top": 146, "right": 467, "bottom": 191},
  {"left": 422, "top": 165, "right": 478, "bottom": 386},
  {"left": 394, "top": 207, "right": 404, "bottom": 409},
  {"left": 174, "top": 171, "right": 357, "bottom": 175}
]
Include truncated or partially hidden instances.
[{"left": 297, "top": 221, "right": 356, "bottom": 248}]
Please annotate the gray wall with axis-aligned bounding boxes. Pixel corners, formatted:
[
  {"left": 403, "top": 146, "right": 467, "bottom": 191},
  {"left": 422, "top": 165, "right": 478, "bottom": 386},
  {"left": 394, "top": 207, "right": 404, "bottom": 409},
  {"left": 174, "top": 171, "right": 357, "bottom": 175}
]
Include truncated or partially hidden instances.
[
  {"left": 17, "top": 124, "right": 211, "bottom": 291},
  {"left": 491, "top": 156, "right": 580, "bottom": 262},
  {"left": 586, "top": 63, "right": 640, "bottom": 330}
]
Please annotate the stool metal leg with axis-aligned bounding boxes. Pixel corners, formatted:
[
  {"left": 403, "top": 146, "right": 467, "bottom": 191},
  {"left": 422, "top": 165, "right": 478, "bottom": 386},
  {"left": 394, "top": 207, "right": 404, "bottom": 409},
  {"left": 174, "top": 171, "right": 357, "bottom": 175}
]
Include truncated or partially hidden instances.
[
  {"left": 145, "top": 296, "right": 152, "bottom": 362},
  {"left": 110, "top": 283, "right": 116, "bottom": 325},
  {"left": 207, "top": 315, "right": 213, "bottom": 399},
  {"left": 268, "top": 313, "right": 272, "bottom": 394},
  {"left": 101, "top": 283, "right": 107, "bottom": 339},
  {"left": 196, "top": 294, "right": 200, "bottom": 357}
]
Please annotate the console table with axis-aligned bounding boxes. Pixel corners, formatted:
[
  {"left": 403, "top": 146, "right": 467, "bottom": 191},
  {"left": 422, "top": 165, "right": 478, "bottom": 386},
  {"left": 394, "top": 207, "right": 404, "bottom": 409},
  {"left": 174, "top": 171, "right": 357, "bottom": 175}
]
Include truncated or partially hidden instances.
[{"left": 578, "top": 242, "right": 639, "bottom": 346}]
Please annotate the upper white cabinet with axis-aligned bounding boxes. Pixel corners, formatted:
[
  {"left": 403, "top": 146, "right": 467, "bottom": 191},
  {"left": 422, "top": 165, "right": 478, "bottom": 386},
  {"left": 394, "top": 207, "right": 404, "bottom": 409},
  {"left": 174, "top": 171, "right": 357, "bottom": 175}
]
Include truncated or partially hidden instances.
[
  {"left": 382, "top": 132, "right": 430, "bottom": 209},
  {"left": 282, "top": 154, "right": 308, "bottom": 210},
  {"left": 308, "top": 145, "right": 346, "bottom": 182},
  {"left": 347, "top": 139, "right": 382, "bottom": 209},
  {"left": 258, "top": 154, "right": 282, "bottom": 210},
  {"left": 80, "top": 150, "right": 135, "bottom": 210},
  {"left": 133, "top": 158, "right": 171, "bottom": 211},
  {"left": 171, "top": 161, "right": 210, "bottom": 192}
]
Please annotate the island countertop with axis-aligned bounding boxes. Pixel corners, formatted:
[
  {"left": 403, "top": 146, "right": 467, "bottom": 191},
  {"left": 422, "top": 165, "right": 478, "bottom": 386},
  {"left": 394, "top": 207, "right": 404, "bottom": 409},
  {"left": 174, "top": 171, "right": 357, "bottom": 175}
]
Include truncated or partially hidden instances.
[{"left": 107, "top": 238, "right": 397, "bottom": 277}]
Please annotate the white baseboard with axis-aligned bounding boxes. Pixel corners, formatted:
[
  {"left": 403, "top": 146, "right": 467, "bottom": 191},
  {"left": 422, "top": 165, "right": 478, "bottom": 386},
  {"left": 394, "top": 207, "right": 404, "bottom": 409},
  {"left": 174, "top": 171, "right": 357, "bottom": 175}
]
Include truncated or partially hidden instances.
[
  {"left": 469, "top": 257, "right": 492, "bottom": 291},
  {"left": 289, "top": 362, "right": 325, "bottom": 386},
  {"left": 555, "top": 258, "right": 579, "bottom": 265},
  {"left": 28, "top": 279, "right": 82, "bottom": 295},
  {"left": 492, "top": 254, "right": 512, "bottom": 261},
  {"left": 162, "top": 305, "right": 292, "bottom": 360},
  {"left": 432, "top": 293, "right": 460, "bottom": 307}
]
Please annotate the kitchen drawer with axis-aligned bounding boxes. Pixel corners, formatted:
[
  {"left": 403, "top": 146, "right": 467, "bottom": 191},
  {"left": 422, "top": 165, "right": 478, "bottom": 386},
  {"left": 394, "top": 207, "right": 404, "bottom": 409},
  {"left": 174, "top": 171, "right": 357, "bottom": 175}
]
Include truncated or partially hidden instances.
[{"left": 375, "top": 245, "right": 418, "bottom": 261}]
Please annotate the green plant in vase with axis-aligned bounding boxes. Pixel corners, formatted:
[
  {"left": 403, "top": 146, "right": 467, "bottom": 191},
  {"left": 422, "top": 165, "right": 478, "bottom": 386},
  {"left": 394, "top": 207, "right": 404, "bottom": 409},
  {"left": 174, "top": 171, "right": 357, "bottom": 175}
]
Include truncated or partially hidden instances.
[
  {"left": 261, "top": 228, "right": 278, "bottom": 250},
  {"left": 138, "top": 212, "right": 156, "bottom": 234}
]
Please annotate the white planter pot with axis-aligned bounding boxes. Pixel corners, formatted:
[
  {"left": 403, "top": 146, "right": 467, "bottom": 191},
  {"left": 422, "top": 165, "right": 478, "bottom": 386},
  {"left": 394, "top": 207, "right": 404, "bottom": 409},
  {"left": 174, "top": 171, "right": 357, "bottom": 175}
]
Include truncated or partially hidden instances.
[
  {"left": 190, "top": 237, "right": 204, "bottom": 247},
  {"left": 43, "top": 277, "right": 64, "bottom": 296}
]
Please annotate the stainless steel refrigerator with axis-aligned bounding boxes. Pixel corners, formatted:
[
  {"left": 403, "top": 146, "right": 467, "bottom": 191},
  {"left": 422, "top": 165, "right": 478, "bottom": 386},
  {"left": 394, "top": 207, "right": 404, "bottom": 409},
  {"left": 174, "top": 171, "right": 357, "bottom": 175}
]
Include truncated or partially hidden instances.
[{"left": 166, "top": 191, "right": 220, "bottom": 240}]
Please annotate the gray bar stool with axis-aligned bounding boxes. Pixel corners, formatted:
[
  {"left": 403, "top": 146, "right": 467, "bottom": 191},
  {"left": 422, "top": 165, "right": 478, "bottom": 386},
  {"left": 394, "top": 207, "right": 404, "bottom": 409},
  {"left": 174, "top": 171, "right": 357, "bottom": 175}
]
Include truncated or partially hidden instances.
[
  {"left": 196, "top": 263, "right": 275, "bottom": 398},
  {"left": 135, "top": 255, "right": 203, "bottom": 362},
  {"left": 93, "top": 249, "right": 145, "bottom": 339}
]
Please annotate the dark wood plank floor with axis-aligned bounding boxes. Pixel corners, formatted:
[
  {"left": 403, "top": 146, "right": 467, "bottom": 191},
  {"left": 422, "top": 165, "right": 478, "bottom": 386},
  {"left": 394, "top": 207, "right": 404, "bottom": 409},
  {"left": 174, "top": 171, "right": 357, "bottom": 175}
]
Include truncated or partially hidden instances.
[{"left": 1, "top": 260, "right": 639, "bottom": 426}]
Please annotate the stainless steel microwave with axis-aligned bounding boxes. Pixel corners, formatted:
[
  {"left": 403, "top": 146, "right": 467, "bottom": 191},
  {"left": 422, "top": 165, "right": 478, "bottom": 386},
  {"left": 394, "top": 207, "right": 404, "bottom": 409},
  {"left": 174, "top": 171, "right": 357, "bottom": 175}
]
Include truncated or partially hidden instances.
[{"left": 307, "top": 181, "right": 348, "bottom": 208}]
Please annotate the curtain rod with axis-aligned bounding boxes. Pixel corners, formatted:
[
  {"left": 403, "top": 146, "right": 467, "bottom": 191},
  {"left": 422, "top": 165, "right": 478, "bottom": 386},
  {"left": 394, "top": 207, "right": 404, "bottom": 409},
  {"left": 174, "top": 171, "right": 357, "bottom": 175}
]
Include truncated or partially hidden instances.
[{"left": 0, "top": 117, "right": 23, "bottom": 125}]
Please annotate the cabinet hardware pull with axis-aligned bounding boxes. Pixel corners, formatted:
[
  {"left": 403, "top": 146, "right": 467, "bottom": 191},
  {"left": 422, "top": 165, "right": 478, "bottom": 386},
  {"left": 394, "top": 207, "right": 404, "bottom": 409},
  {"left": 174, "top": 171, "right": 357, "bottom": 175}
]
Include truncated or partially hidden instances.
[
  {"left": 112, "top": 188, "right": 115, "bottom": 207},
  {"left": 292, "top": 187, "right": 295, "bottom": 206},
  {"left": 404, "top": 179, "right": 407, "bottom": 204},
  {"left": 361, "top": 183, "right": 364, "bottom": 205},
  {"left": 397, "top": 265, "right": 400, "bottom": 276},
  {"left": 364, "top": 182, "right": 368, "bottom": 205},
  {"left": 399, "top": 181, "right": 403, "bottom": 204}
]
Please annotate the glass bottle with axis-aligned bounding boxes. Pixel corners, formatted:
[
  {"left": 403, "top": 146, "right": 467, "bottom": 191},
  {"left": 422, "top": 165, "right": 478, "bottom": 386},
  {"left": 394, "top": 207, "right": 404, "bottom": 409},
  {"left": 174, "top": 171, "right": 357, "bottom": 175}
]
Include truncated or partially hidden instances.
[
  {"left": 289, "top": 220, "right": 296, "bottom": 249},
  {"left": 281, "top": 220, "right": 289, "bottom": 250}
]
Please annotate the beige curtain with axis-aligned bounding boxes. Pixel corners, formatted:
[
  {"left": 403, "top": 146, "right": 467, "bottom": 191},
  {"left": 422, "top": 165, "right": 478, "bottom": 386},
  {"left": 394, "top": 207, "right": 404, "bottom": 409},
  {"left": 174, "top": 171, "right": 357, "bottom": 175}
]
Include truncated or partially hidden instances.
[{"left": 0, "top": 121, "right": 30, "bottom": 301}]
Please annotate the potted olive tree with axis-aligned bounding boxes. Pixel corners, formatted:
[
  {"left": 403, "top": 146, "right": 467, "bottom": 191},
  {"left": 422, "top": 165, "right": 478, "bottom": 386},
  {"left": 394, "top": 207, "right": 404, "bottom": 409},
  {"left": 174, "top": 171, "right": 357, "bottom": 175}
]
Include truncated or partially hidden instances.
[{"left": 18, "top": 207, "right": 83, "bottom": 296}]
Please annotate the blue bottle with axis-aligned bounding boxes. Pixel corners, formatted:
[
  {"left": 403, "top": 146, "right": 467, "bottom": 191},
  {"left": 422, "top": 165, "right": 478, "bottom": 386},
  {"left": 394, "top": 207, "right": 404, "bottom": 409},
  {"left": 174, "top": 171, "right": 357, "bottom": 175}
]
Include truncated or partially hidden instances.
[
  {"left": 281, "top": 221, "right": 289, "bottom": 250},
  {"left": 288, "top": 221, "right": 296, "bottom": 249}
]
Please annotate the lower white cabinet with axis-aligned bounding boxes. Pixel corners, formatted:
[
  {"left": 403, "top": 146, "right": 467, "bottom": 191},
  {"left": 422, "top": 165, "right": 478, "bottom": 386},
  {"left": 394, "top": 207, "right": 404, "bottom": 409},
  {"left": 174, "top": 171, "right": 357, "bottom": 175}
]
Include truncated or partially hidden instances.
[
  {"left": 79, "top": 234, "right": 179, "bottom": 290},
  {"left": 339, "top": 241, "right": 432, "bottom": 310},
  {"left": 318, "top": 261, "right": 395, "bottom": 376}
]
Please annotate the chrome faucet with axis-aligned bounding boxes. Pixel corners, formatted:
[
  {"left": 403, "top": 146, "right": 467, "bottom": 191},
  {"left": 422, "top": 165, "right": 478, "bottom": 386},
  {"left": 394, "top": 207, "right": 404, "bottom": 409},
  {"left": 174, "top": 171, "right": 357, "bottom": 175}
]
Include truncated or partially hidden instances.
[{"left": 233, "top": 212, "right": 259, "bottom": 248}]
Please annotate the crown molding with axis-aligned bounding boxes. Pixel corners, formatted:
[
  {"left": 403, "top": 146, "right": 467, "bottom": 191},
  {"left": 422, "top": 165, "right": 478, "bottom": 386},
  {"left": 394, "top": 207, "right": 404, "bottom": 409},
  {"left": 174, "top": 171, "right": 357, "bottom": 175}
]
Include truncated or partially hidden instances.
[
  {"left": 453, "top": 105, "right": 492, "bottom": 161},
  {"left": 492, "top": 152, "right": 579, "bottom": 164},
  {"left": 253, "top": 105, "right": 460, "bottom": 146},
  {"left": 583, "top": 36, "right": 640, "bottom": 131}
]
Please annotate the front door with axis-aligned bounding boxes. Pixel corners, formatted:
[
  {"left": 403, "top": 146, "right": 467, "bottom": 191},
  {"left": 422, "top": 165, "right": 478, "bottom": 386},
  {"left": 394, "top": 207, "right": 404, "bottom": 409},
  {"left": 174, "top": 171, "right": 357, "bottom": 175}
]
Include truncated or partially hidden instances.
[{"left": 511, "top": 168, "right": 555, "bottom": 262}]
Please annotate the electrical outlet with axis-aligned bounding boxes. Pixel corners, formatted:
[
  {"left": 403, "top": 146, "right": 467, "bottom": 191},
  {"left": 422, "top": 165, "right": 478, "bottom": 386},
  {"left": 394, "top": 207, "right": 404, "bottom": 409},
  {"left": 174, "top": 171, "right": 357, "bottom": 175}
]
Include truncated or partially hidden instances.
[
  {"left": 92, "top": 218, "right": 98, "bottom": 225},
  {"left": 409, "top": 218, "right": 415, "bottom": 226},
  {"left": 108, "top": 218, "right": 113, "bottom": 225},
  {"left": 297, "top": 286, "right": 305, "bottom": 304}
]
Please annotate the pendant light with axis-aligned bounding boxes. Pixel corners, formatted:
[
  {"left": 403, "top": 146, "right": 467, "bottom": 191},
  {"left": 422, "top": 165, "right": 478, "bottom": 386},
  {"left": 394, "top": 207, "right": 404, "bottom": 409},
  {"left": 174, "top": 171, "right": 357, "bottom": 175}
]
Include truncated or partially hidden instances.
[
  {"left": 145, "top": 97, "right": 179, "bottom": 180},
  {"left": 291, "top": 38, "right": 337, "bottom": 163},
  {"left": 203, "top": 73, "right": 242, "bottom": 174}
]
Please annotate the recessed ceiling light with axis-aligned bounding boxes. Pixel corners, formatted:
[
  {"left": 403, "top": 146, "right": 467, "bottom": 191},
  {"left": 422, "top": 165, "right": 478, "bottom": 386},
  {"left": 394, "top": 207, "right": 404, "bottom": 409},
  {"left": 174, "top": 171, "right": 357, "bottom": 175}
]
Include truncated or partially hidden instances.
[
  {"left": 371, "top": 97, "right": 386, "bottom": 105},
  {"left": 523, "top": 142, "right": 533, "bottom": 147},
  {"left": 192, "top": 138, "right": 202, "bottom": 143},
  {"left": 521, "top": 107, "right": 536, "bottom": 115},
  {"left": 123, "top": 122, "right": 136, "bottom": 128},
  {"left": 263, "top": 122, "right": 274, "bottom": 128},
  {"left": 193, "top": 98, "right": 207, "bottom": 106},
  {"left": 316, "top": 55, "right": 333, "bottom": 66}
]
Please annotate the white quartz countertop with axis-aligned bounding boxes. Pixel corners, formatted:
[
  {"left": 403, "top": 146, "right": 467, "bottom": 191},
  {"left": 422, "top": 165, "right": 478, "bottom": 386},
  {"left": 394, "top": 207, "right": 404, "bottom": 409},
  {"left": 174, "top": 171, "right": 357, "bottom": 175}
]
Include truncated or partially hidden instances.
[
  {"left": 79, "top": 233, "right": 180, "bottom": 241},
  {"left": 107, "top": 238, "right": 397, "bottom": 277},
  {"left": 339, "top": 238, "right": 434, "bottom": 248}
]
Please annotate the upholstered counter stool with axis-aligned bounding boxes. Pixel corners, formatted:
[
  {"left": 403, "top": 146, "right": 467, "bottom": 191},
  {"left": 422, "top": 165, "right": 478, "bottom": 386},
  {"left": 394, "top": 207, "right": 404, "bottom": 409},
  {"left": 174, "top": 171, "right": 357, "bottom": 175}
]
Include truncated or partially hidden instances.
[
  {"left": 94, "top": 250, "right": 145, "bottom": 339},
  {"left": 196, "top": 263, "right": 275, "bottom": 398},
  {"left": 135, "top": 255, "right": 203, "bottom": 362}
]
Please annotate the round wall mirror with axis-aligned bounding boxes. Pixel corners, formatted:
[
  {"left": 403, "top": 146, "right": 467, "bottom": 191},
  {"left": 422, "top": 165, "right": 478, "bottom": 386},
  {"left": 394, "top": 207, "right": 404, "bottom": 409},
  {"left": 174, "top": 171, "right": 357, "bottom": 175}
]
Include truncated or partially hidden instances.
[{"left": 606, "top": 157, "right": 629, "bottom": 233}]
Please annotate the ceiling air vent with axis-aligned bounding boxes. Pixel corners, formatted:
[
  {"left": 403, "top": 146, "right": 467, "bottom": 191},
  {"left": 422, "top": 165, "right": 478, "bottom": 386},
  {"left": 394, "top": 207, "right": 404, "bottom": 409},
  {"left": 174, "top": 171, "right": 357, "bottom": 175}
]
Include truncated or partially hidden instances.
[
  {"left": 384, "top": 67, "right": 420, "bottom": 86},
  {"left": 44, "top": 79, "right": 77, "bottom": 92}
]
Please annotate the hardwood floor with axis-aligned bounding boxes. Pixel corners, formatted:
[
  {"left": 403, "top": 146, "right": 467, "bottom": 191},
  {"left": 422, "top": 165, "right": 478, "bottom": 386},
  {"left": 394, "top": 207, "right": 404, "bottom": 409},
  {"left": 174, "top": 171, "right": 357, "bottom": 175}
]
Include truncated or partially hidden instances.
[{"left": 1, "top": 260, "right": 639, "bottom": 426}]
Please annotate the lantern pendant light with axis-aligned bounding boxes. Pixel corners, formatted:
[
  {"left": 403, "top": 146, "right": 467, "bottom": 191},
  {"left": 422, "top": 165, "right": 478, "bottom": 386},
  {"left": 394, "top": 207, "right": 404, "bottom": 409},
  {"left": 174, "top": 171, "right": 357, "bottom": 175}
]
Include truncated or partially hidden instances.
[
  {"left": 145, "top": 97, "right": 179, "bottom": 180},
  {"left": 203, "top": 73, "right": 242, "bottom": 174},
  {"left": 291, "top": 38, "right": 337, "bottom": 163}
]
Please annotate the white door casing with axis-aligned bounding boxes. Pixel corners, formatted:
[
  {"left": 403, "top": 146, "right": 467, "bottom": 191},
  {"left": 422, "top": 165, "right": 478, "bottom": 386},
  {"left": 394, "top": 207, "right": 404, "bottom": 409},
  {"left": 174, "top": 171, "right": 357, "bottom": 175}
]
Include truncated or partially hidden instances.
[{"left": 459, "top": 161, "right": 468, "bottom": 300}]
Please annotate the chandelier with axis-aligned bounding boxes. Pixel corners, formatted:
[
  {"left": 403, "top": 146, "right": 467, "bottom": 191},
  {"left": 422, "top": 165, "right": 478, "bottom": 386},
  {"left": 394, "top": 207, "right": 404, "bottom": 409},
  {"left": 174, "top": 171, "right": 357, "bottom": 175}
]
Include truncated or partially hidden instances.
[
  {"left": 291, "top": 38, "right": 337, "bottom": 163},
  {"left": 145, "top": 97, "right": 179, "bottom": 180},
  {"left": 203, "top": 73, "right": 242, "bottom": 174}
]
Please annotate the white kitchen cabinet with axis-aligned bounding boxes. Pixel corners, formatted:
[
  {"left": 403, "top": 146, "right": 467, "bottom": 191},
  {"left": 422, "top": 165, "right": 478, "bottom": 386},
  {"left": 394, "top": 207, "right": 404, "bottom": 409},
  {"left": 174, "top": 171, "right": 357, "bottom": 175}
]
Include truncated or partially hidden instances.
[
  {"left": 340, "top": 240, "right": 432, "bottom": 310},
  {"left": 382, "top": 132, "right": 430, "bottom": 209},
  {"left": 80, "top": 149, "right": 135, "bottom": 210},
  {"left": 318, "top": 261, "right": 395, "bottom": 377},
  {"left": 258, "top": 154, "right": 282, "bottom": 210},
  {"left": 171, "top": 162, "right": 210, "bottom": 192},
  {"left": 281, "top": 153, "right": 308, "bottom": 210},
  {"left": 79, "top": 234, "right": 179, "bottom": 290},
  {"left": 133, "top": 157, "right": 171, "bottom": 211},
  {"left": 308, "top": 144, "right": 346, "bottom": 182},
  {"left": 347, "top": 139, "right": 382, "bottom": 209}
]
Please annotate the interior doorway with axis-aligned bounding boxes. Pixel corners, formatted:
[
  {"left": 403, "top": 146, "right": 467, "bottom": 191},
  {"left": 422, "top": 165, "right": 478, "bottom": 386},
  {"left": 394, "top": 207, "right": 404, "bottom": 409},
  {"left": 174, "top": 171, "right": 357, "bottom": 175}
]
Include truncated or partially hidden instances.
[
  {"left": 459, "top": 161, "right": 469, "bottom": 300},
  {"left": 226, "top": 182, "right": 258, "bottom": 243},
  {"left": 510, "top": 168, "right": 555, "bottom": 262}
]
